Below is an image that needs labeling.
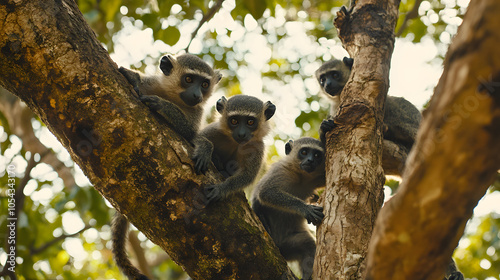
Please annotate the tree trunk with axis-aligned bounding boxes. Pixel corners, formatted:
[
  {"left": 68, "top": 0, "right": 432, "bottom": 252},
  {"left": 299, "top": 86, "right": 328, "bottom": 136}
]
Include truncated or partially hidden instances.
[
  {"left": 366, "top": 0, "right": 500, "bottom": 279},
  {"left": 313, "top": 0, "right": 400, "bottom": 279},
  {"left": 0, "top": 1, "right": 296, "bottom": 279}
]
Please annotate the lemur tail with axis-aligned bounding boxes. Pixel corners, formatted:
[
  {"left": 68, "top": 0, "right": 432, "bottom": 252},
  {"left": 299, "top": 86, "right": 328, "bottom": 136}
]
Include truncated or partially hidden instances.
[{"left": 111, "top": 212, "right": 150, "bottom": 280}]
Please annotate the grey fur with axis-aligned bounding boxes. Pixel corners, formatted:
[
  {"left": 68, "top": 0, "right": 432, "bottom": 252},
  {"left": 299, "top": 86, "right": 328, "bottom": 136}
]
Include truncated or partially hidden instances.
[
  {"left": 177, "top": 54, "right": 219, "bottom": 78},
  {"left": 317, "top": 57, "right": 422, "bottom": 155},
  {"left": 384, "top": 96, "right": 422, "bottom": 151},
  {"left": 119, "top": 53, "right": 221, "bottom": 142},
  {"left": 251, "top": 137, "right": 325, "bottom": 280},
  {"left": 444, "top": 259, "right": 464, "bottom": 280},
  {"left": 317, "top": 59, "right": 463, "bottom": 280},
  {"left": 192, "top": 95, "right": 276, "bottom": 205},
  {"left": 111, "top": 213, "right": 149, "bottom": 280},
  {"left": 115, "top": 54, "right": 221, "bottom": 280}
]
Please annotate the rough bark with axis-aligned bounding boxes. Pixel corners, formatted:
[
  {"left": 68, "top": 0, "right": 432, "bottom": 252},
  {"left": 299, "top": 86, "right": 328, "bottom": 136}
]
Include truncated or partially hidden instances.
[
  {"left": 0, "top": 1, "right": 296, "bottom": 279},
  {"left": 313, "top": 0, "right": 400, "bottom": 279},
  {"left": 366, "top": 0, "right": 500, "bottom": 279}
]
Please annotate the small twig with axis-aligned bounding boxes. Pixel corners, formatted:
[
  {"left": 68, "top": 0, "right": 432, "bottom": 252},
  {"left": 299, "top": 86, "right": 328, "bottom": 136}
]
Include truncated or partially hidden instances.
[
  {"left": 30, "top": 224, "right": 92, "bottom": 255},
  {"left": 185, "top": 0, "right": 225, "bottom": 51},
  {"left": 128, "top": 230, "right": 153, "bottom": 278},
  {"left": 0, "top": 269, "right": 16, "bottom": 279},
  {"left": 150, "top": 252, "right": 171, "bottom": 267},
  {"left": 396, "top": 0, "right": 423, "bottom": 37}
]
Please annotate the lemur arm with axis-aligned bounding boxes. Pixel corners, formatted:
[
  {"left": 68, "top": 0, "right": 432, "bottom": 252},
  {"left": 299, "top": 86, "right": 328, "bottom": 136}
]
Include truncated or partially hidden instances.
[
  {"left": 319, "top": 119, "right": 336, "bottom": 145},
  {"left": 118, "top": 67, "right": 141, "bottom": 96},
  {"left": 192, "top": 135, "right": 214, "bottom": 174},
  {"left": 119, "top": 67, "right": 197, "bottom": 142},
  {"left": 204, "top": 142, "right": 264, "bottom": 205},
  {"left": 139, "top": 95, "right": 197, "bottom": 142},
  {"left": 445, "top": 259, "right": 464, "bottom": 280},
  {"left": 257, "top": 176, "right": 324, "bottom": 225}
]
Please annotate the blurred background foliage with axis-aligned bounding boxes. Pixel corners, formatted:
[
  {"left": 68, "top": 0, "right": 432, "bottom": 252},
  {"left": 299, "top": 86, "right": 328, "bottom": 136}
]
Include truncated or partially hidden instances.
[{"left": 1, "top": 0, "right": 499, "bottom": 279}]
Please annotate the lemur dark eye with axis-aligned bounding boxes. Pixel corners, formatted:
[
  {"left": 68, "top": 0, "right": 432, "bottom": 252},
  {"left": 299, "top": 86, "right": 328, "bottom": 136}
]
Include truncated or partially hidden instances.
[
  {"left": 319, "top": 76, "right": 326, "bottom": 86},
  {"left": 247, "top": 119, "right": 255, "bottom": 126},
  {"left": 201, "top": 80, "right": 210, "bottom": 88},
  {"left": 300, "top": 149, "right": 307, "bottom": 156},
  {"left": 185, "top": 75, "right": 193, "bottom": 83},
  {"left": 314, "top": 152, "right": 321, "bottom": 158},
  {"left": 332, "top": 72, "right": 340, "bottom": 80},
  {"left": 230, "top": 118, "right": 238, "bottom": 125}
]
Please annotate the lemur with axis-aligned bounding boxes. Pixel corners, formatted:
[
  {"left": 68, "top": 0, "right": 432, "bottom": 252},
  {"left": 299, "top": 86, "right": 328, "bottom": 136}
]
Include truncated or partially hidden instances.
[
  {"left": 251, "top": 137, "right": 326, "bottom": 280},
  {"left": 192, "top": 95, "right": 276, "bottom": 205},
  {"left": 316, "top": 58, "right": 463, "bottom": 280},
  {"left": 113, "top": 54, "right": 221, "bottom": 280},
  {"left": 316, "top": 57, "right": 422, "bottom": 175}
]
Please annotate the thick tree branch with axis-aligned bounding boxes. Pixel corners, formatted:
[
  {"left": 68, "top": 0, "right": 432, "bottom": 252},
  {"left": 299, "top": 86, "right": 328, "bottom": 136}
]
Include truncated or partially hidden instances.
[
  {"left": 314, "top": 0, "right": 400, "bottom": 278},
  {"left": 0, "top": 1, "right": 295, "bottom": 279},
  {"left": 366, "top": 0, "right": 500, "bottom": 279}
]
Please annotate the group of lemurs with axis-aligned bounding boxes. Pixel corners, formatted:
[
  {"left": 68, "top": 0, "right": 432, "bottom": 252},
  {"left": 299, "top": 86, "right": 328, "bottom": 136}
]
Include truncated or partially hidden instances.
[{"left": 112, "top": 54, "right": 463, "bottom": 280}]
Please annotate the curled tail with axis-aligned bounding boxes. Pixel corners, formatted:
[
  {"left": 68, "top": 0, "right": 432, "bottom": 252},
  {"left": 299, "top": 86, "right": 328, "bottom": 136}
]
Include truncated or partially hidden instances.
[{"left": 111, "top": 212, "right": 150, "bottom": 280}]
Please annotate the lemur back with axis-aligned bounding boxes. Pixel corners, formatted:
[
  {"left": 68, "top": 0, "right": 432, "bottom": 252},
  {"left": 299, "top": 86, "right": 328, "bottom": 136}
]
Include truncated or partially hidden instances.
[
  {"left": 316, "top": 57, "right": 422, "bottom": 173},
  {"left": 251, "top": 137, "right": 325, "bottom": 280},
  {"left": 316, "top": 58, "right": 462, "bottom": 280}
]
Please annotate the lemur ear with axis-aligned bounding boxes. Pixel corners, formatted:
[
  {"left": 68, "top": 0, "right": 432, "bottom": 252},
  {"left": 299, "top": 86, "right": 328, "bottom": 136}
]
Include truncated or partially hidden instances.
[
  {"left": 343, "top": 57, "right": 354, "bottom": 69},
  {"left": 285, "top": 140, "right": 294, "bottom": 155},
  {"left": 214, "top": 70, "right": 223, "bottom": 84},
  {"left": 264, "top": 101, "right": 276, "bottom": 121},
  {"left": 160, "top": 55, "right": 175, "bottom": 76},
  {"left": 216, "top": 96, "right": 227, "bottom": 114}
]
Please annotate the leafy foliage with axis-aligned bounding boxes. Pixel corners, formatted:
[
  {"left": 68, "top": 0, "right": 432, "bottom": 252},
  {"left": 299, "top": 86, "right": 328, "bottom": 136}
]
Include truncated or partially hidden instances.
[{"left": 456, "top": 211, "right": 500, "bottom": 280}]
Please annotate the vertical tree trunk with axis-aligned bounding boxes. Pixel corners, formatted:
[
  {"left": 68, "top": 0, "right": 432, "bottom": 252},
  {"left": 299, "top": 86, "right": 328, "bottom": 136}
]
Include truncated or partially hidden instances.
[
  {"left": 366, "top": 0, "right": 500, "bottom": 279},
  {"left": 314, "top": 0, "right": 400, "bottom": 279}
]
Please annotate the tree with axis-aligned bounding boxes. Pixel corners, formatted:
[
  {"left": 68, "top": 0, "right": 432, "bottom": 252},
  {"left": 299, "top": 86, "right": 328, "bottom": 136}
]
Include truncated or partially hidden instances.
[
  {"left": 366, "top": 0, "right": 500, "bottom": 278},
  {"left": 314, "top": 0, "right": 399, "bottom": 278},
  {"left": 1, "top": 0, "right": 499, "bottom": 280},
  {"left": 0, "top": 1, "right": 294, "bottom": 279}
]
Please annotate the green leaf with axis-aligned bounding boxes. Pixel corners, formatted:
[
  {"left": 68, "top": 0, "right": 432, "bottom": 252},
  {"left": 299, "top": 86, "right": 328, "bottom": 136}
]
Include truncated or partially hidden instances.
[
  {"left": 385, "top": 179, "right": 400, "bottom": 194},
  {"left": 244, "top": 0, "right": 267, "bottom": 20},
  {"left": 89, "top": 188, "right": 110, "bottom": 226},
  {"left": 156, "top": 26, "right": 181, "bottom": 46},
  {"left": 142, "top": 13, "right": 159, "bottom": 29},
  {"left": 158, "top": 1, "right": 175, "bottom": 18},
  {"left": 400, "top": 18, "right": 427, "bottom": 43},
  {"left": 99, "top": 0, "right": 121, "bottom": 22},
  {"left": 75, "top": 187, "right": 92, "bottom": 213},
  {"left": 190, "top": 0, "right": 208, "bottom": 14}
]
